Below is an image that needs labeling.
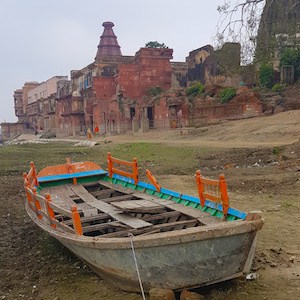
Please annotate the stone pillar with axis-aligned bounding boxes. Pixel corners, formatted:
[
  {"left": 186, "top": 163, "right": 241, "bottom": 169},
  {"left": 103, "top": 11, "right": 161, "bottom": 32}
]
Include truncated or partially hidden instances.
[
  {"left": 132, "top": 118, "right": 139, "bottom": 132},
  {"left": 140, "top": 118, "right": 149, "bottom": 133}
]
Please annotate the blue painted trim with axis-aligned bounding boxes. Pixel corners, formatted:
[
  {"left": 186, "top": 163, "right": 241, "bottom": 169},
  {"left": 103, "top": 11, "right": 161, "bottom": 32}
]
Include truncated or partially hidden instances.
[
  {"left": 181, "top": 194, "right": 200, "bottom": 204},
  {"left": 137, "top": 181, "right": 155, "bottom": 190},
  {"left": 38, "top": 169, "right": 107, "bottom": 183},
  {"left": 160, "top": 188, "right": 181, "bottom": 198},
  {"left": 112, "top": 174, "right": 134, "bottom": 184},
  {"left": 204, "top": 200, "right": 247, "bottom": 219}
]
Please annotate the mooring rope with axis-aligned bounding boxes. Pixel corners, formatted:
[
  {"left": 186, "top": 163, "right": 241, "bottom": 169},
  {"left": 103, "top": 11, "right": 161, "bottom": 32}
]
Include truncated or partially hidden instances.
[{"left": 128, "top": 233, "right": 146, "bottom": 300}]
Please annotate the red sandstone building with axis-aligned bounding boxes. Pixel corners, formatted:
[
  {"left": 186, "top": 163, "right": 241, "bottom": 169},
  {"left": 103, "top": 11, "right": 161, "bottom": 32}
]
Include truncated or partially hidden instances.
[{"left": 1, "top": 21, "right": 261, "bottom": 140}]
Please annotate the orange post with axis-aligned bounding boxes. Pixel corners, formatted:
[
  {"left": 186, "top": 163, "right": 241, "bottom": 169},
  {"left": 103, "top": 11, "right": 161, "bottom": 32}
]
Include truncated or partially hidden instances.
[
  {"left": 23, "top": 173, "right": 31, "bottom": 203},
  {"left": 219, "top": 174, "right": 229, "bottom": 219},
  {"left": 107, "top": 152, "right": 113, "bottom": 178},
  {"left": 66, "top": 158, "right": 77, "bottom": 185},
  {"left": 146, "top": 169, "right": 161, "bottom": 192},
  {"left": 133, "top": 158, "right": 139, "bottom": 185},
  {"left": 71, "top": 206, "right": 83, "bottom": 235},
  {"left": 24, "top": 178, "right": 33, "bottom": 203},
  {"left": 30, "top": 161, "right": 38, "bottom": 187},
  {"left": 45, "top": 194, "right": 57, "bottom": 229},
  {"left": 195, "top": 170, "right": 205, "bottom": 207},
  {"left": 23, "top": 172, "right": 27, "bottom": 181},
  {"left": 32, "top": 187, "right": 42, "bottom": 219}
]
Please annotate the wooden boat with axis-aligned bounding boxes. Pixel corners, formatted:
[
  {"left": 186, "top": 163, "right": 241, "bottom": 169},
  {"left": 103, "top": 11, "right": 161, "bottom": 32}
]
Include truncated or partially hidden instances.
[{"left": 22, "top": 153, "right": 263, "bottom": 292}]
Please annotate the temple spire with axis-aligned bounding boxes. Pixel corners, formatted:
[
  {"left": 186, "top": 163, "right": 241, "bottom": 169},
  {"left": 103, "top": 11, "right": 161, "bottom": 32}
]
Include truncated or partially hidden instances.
[{"left": 95, "top": 21, "right": 122, "bottom": 60}]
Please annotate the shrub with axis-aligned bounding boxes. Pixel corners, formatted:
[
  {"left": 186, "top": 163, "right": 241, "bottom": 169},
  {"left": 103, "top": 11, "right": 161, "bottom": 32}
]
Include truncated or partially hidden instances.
[
  {"left": 147, "top": 86, "right": 164, "bottom": 96},
  {"left": 259, "top": 64, "right": 274, "bottom": 88},
  {"left": 271, "top": 83, "right": 285, "bottom": 93},
  {"left": 280, "top": 48, "right": 300, "bottom": 67},
  {"left": 186, "top": 83, "right": 205, "bottom": 96},
  {"left": 220, "top": 87, "right": 236, "bottom": 103},
  {"left": 280, "top": 47, "right": 300, "bottom": 80},
  {"left": 272, "top": 146, "right": 281, "bottom": 156}
]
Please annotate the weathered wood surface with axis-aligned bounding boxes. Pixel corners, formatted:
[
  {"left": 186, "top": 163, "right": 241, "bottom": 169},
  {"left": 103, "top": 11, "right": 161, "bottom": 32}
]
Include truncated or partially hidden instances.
[
  {"left": 132, "top": 193, "right": 222, "bottom": 225},
  {"left": 70, "top": 185, "right": 153, "bottom": 229},
  {"left": 63, "top": 213, "right": 110, "bottom": 226},
  {"left": 111, "top": 199, "right": 165, "bottom": 213},
  {"left": 45, "top": 185, "right": 97, "bottom": 216},
  {"left": 43, "top": 186, "right": 74, "bottom": 209},
  {"left": 98, "top": 180, "right": 135, "bottom": 195},
  {"left": 100, "top": 194, "right": 134, "bottom": 203},
  {"left": 91, "top": 189, "right": 115, "bottom": 198},
  {"left": 101, "top": 219, "right": 199, "bottom": 238},
  {"left": 82, "top": 221, "right": 127, "bottom": 233},
  {"left": 98, "top": 179, "right": 221, "bottom": 225}
]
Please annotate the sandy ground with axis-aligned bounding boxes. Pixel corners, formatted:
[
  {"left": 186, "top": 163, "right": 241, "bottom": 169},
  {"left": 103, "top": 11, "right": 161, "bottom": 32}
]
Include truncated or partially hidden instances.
[{"left": 0, "top": 111, "right": 299, "bottom": 299}]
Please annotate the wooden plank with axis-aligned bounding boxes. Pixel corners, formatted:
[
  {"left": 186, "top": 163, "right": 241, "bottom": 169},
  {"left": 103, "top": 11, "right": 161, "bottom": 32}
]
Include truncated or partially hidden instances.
[
  {"left": 82, "top": 221, "right": 128, "bottom": 233},
  {"left": 52, "top": 218, "right": 75, "bottom": 233},
  {"left": 133, "top": 193, "right": 222, "bottom": 225},
  {"left": 71, "top": 185, "right": 153, "bottom": 229},
  {"left": 48, "top": 202, "right": 72, "bottom": 218},
  {"left": 112, "top": 200, "right": 165, "bottom": 213},
  {"left": 98, "top": 180, "right": 134, "bottom": 195},
  {"left": 101, "top": 219, "right": 199, "bottom": 238},
  {"left": 51, "top": 185, "right": 98, "bottom": 216},
  {"left": 142, "top": 211, "right": 180, "bottom": 222},
  {"left": 100, "top": 194, "right": 134, "bottom": 203},
  {"left": 90, "top": 189, "right": 115, "bottom": 198},
  {"left": 51, "top": 185, "right": 78, "bottom": 206},
  {"left": 63, "top": 213, "right": 110, "bottom": 226}
]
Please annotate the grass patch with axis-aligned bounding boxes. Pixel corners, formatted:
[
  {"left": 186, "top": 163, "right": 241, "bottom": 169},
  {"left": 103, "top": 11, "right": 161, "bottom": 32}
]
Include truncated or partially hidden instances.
[{"left": 0, "top": 142, "right": 213, "bottom": 178}]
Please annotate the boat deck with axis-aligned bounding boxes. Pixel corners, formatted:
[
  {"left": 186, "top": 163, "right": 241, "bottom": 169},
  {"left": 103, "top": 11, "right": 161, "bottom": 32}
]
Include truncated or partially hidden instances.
[{"left": 42, "top": 181, "right": 223, "bottom": 238}]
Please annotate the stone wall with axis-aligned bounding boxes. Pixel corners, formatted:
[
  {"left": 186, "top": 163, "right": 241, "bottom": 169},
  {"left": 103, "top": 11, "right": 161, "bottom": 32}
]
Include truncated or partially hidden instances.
[
  {"left": 190, "top": 87, "right": 262, "bottom": 126},
  {"left": 171, "top": 62, "right": 188, "bottom": 89},
  {"left": 0, "top": 122, "right": 28, "bottom": 140},
  {"left": 186, "top": 43, "right": 241, "bottom": 86}
]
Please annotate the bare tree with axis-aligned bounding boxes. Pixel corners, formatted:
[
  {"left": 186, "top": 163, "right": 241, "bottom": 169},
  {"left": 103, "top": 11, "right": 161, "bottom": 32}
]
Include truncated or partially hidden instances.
[
  {"left": 216, "top": 0, "right": 300, "bottom": 65},
  {"left": 215, "top": 0, "right": 266, "bottom": 64}
]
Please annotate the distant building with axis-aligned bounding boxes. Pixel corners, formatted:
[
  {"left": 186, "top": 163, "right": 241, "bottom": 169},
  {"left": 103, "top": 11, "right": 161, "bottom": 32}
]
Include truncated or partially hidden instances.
[{"left": 2, "top": 20, "right": 252, "bottom": 140}]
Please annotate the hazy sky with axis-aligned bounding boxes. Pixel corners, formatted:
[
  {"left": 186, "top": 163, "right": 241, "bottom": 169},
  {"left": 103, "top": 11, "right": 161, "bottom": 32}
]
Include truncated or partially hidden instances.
[{"left": 0, "top": 0, "right": 221, "bottom": 123}]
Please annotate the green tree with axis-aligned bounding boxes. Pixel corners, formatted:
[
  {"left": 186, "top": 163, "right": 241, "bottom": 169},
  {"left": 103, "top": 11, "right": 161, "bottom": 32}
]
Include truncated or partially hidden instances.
[
  {"left": 145, "top": 41, "right": 168, "bottom": 48},
  {"left": 259, "top": 64, "right": 274, "bottom": 88},
  {"left": 280, "top": 47, "right": 300, "bottom": 79},
  {"left": 280, "top": 48, "right": 300, "bottom": 67}
]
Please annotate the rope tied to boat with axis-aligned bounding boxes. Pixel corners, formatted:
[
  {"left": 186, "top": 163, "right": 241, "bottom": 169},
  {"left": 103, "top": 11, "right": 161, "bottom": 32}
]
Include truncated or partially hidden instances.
[{"left": 128, "top": 233, "right": 146, "bottom": 300}]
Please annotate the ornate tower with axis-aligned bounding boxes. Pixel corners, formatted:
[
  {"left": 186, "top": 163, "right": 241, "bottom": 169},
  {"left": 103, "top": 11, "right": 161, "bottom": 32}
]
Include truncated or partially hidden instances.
[{"left": 95, "top": 21, "right": 122, "bottom": 60}]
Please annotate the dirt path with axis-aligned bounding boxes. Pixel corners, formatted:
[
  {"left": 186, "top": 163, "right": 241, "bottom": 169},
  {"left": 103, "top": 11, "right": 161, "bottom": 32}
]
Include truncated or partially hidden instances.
[
  {"left": 99, "top": 110, "right": 300, "bottom": 148},
  {"left": 0, "top": 111, "right": 299, "bottom": 299}
]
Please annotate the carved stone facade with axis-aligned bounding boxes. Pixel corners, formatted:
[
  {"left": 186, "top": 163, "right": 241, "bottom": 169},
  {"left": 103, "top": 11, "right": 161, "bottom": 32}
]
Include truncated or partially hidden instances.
[
  {"left": 187, "top": 43, "right": 241, "bottom": 86},
  {"left": 2, "top": 21, "right": 261, "bottom": 140}
]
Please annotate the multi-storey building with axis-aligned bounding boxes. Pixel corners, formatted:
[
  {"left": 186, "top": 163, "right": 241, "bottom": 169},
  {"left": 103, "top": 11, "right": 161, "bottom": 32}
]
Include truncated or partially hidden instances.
[{"left": 1, "top": 20, "right": 260, "bottom": 140}]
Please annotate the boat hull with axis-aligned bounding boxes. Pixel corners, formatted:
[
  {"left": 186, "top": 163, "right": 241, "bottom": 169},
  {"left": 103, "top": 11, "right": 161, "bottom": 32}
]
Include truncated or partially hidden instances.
[{"left": 26, "top": 202, "right": 262, "bottom": 292}]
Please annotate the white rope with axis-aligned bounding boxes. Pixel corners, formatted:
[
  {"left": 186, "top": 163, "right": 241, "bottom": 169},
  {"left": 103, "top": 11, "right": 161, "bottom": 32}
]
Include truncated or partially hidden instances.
[{"left": 128, "top": 233, "right": 146, "bottom": 300}]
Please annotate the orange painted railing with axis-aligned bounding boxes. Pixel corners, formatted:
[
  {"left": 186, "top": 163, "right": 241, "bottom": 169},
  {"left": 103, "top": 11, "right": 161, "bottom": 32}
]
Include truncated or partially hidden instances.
[
  {"left": 146, "top": 169, "right": 161, "bottom": 192},
  {"left": 66, "top": 157, "right": 77, "bottom": 185},
  {"left": 23, "top": 161, "right": 38, "bottom": 188},
  {"left": 195, "top": 170, "right": 229, "bottom": 219},
  {"left": 107, "top": 152, "right": 139, "bottom": 185},
  {"left": 23, "top": 161, "right": 83, "bottom": 235}
]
